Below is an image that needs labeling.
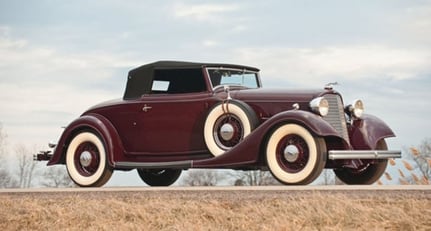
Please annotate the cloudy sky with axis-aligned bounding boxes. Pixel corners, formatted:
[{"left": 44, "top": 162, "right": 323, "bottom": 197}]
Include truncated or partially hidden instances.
[{"left": 1, "top": 1, "right": 430, "bottom": 185}]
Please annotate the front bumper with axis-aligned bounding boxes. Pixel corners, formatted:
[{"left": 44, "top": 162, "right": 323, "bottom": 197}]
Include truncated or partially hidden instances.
[{"left": 328, "top": 150, "right": 401, "bottom": 160}]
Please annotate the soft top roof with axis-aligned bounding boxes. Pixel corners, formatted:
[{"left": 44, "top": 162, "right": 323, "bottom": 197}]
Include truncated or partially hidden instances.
[
  {"left": 124, "top": 61, "right": 259, "bottom": 100},
  {"left": 129, "top": 60, "right": 259, "bottom": 74}
]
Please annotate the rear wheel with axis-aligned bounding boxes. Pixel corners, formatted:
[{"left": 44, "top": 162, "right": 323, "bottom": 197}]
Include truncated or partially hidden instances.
[
  {"left": 265, "top": 124, "right": 326, "bottom": 185},
  {"left": 65, "top": 131, "right": 113, "bottom": 187},
  {"left": 137, "top": 169, "right": 182, "bottom": 186},
  {"left": 334, "top": 140, "right": 389, "bottom": 185}
]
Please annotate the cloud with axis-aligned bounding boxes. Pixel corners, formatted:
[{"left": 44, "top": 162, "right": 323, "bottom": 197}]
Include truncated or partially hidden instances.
[
  {"left": 0, "top": 31, "right": 141, "bottom": 146},
  {"left": 403, "top": 5, "right": 431, "bottom": 45},
  {"left": 173, "top": 3, "right": 240, "bottom": 22},
  {"left": 0, "top": 31, "right": 139, "bottom": 86},
  {"left": 232, "top": 45, "right": 431, "bottom": 86}
]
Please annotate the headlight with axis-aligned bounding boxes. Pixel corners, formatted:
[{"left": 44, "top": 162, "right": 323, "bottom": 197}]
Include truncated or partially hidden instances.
[
  {"left": 310, "top": 97, "right": 329, "bottom": 116},
  {"left": 345, "top": 99, "right": 364, "bottom": 118}
]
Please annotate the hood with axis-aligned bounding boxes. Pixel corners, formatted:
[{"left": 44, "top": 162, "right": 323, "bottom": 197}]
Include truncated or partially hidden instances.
[
  {"left": 231, "top": 88, "right": 328, "bottom": 102},
  {"left": 228, "top": 88, "right": 335, "bottom": 118}
]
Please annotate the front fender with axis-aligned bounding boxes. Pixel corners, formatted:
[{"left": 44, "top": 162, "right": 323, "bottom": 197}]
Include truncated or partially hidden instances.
[
  {"left": 193, "top": 110, "right": 344, "bottom": 168},
  {"left": 267, "top": 110, "right": 342, "bottom": 138},
  {"left": 47, "top": 113, "right": 124, "bottom": 167},
  {"left": 349, "top": 114, "right": 396, "bottom": 149}
]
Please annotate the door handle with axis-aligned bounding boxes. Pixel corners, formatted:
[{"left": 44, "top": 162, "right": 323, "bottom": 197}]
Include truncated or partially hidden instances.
[{"left": 142, "top": 104, "right": 152, "bottom": 112}]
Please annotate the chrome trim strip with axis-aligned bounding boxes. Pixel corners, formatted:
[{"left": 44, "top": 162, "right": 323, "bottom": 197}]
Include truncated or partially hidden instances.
[
  {"left": 328, "top": 150, "right": 401, "bottom": 160},
  {"left": 115, "top": 160, "right": 193, "bottom": 169}
]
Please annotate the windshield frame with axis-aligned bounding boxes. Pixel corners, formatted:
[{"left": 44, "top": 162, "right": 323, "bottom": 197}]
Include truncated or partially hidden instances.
[{"left": 205, "top": 67, "right": 262, "bottom": 90}]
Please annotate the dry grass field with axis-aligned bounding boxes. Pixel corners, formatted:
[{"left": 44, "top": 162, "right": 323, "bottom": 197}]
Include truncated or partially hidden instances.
[{"left": 0, "top": 188, "right": 430, "bottom": 230}]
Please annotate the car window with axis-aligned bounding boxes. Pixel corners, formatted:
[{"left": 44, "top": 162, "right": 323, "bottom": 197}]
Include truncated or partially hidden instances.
[
  {"left": 152, "top": 69, "right": 207, "bottom": 94},
  {"left": 151, "top": 80, "right": 170, "bottom": 92}
]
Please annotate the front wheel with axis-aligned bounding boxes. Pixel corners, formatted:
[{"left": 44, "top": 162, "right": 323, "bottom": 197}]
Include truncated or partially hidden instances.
[
  {"left": 334, "top": 140, "right": 389, "bottom": 185},
  {"left": 137, "top": 169, "right": 182, "bottom": 186},
  {"left": 265, "top": 124, "right": 326, "bottom": 185},
  {"left": 65, "top": 131, "right": 113, "bottom": 187}
]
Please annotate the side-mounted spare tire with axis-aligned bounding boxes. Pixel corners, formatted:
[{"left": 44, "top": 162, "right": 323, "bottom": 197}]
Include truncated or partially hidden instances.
[{"left": 204, "top": 100, "right": 259, "bottom": 156}]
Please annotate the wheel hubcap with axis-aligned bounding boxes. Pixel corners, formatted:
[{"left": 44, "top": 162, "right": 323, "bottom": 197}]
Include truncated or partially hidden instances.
[
  {"left": 213, "top": 114, "right": 244, "bottom": 150},
  {"left": 80, "top": 151, "right": 93, "bottom": 167},
  {"left": 276, "top": 134, "right": 309, "bottom": 174},
  {"left": 220, "top": 123, "right": 235, "bottom": 141},
  {"left": 284, "top": 145, "right": 300, "bottom": 162}
]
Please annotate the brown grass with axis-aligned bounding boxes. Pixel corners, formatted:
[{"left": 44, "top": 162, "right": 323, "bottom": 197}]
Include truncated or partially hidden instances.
[{"left": 0, "top": 190, "right": 430, "bottom": 231}]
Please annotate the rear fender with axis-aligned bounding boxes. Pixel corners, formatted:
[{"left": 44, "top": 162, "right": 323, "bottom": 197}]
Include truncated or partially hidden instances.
[
  {"left": 349, "top": 114, "right": 396, "bottom": 149},
  {"left": 47, "top": 113, "right": 123, "bottom": 167}
]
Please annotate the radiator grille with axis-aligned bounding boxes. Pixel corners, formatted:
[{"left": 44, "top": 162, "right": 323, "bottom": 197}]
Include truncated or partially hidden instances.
[{"left": 323, "top": 94, "right": 350, "bottom": 144}]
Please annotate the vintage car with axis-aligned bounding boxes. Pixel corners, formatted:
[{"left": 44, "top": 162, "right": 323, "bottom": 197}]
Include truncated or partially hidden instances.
[{"left": 35, "top": 61, "right": 401, "bottom": 187}]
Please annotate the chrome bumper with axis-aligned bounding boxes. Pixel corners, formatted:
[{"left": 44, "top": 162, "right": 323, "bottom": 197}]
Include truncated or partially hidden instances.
[{"left": 328, "top": 150, "right": 401, "bottom": 160}]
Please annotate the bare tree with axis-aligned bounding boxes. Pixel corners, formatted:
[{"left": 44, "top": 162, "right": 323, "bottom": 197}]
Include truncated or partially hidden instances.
[
  {"left": 41, "top": 166, "right": 74, "bottom": 188},
  {"left": 232, "top": 170, "right": 280, "bottom": 186},
  {"left": 411, "top": 139, "right": 431, "bottom": 180},
  {"left": 0, "top": 123, "right": 18, "bottom": 188},
  {"left": 180, "top": 169, "right": 225, "bottom": 186},
  {"left": 398, "top": 139, "right": 431, "bottom": 184},
  {"left": 15, "top": 144, "right": 38, "bottom": 188}
]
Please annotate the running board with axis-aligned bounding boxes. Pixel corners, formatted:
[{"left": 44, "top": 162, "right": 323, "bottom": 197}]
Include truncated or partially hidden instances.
[
  {"left": 115, "top": 160, "right": 192, "bottom": 169},
  {"left": 328, "top": 150, "right": 401, "bottom": 160}
]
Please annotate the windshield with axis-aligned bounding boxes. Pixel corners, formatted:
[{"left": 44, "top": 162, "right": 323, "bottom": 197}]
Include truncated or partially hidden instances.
[{"left": 207, "top": 68, "right": 260, "bottom": 89}]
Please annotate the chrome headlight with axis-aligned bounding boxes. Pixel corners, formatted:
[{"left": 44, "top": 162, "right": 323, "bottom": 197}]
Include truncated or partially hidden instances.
[
  {"left": 346, "top": 99, "right": 364, "bottom": 118},
  {"left": 310, "top": 97, "right": 329, "bottom": 116}
]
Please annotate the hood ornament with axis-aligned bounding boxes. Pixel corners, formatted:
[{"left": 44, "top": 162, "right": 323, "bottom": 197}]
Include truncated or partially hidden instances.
[{"left": 325, "top": 82, "right": 338, "bottom": 90}]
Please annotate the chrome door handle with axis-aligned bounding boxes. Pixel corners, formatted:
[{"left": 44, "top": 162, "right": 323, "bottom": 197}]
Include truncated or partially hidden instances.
[{"left": 142, "top": 104, "right": 152, "bottom": 112}]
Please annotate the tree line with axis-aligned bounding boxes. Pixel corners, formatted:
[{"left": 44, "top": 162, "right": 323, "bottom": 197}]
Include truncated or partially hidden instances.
[{"left": 0, "top": 124, "right": 74, "bottom": 188}]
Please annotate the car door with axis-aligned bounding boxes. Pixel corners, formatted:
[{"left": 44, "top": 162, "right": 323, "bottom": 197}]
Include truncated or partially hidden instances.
[
  {"left": 127, "top": 67, "right": 215, "bottom": 158},
  {"left": 133, "top": 93, "right": 212, "bottom": 156}
]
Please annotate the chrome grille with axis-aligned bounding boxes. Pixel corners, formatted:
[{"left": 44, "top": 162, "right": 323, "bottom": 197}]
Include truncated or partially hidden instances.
[{"left": 323, "top": 94, "right": 350, "bottom": 144}]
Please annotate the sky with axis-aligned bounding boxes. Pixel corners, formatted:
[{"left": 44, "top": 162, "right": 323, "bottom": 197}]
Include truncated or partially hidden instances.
[{"left": 0, "top": 0, "right": 430, "bottom": 186}]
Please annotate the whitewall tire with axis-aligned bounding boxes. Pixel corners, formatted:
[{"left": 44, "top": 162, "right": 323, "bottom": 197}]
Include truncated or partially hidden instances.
[
  {"left": 66, "top": 131, "right": 113, "bottom": 187},
  {"left": 265, "top": 124, "right": 326, "bottom": 185},
  {"left": 204, "top": 101, "right": 258, "bottom": 156}
]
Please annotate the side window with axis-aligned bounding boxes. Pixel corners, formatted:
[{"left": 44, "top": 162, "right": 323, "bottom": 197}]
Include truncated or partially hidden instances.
[
  {"left": 151, "top": 80, "right": 170, "bottom": 93},
  {"left": 152, "top": 69, "right": 207, "bottom": 94}
]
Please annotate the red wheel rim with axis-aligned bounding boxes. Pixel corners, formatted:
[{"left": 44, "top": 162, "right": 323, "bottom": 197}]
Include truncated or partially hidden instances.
[
  {"left": 74, "top": 141, "right": 100, "bottom": 177},
  {"left": 275, "top": 134, "right": 309, "bottom": 173},
  {"left": 213, "top": 114, "right": 244, "bottom": 150}
]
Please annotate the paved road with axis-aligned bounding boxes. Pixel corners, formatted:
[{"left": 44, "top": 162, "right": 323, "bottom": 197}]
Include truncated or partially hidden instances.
[{"left": 1, "top": 185, "right": 430, "bottom": 194}]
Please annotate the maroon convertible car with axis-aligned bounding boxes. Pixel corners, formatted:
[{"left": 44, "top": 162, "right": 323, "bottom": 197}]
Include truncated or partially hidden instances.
[{"left": 35, "top": 61, "right": 401, "bottom": 187}]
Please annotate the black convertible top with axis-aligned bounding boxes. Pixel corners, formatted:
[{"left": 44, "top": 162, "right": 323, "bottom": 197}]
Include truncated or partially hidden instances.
[{"left": 124, "top": 61, "right": 259, "bottom": 100}]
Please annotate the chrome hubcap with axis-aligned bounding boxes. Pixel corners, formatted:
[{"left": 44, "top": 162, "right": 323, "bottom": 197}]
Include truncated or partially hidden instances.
[
  {"left": 80, "top": 151, "right": 93, "bottom": 167},
  {"left": 284, "top": 145, "right": 300, "bottom": 163},
  {"left": 220, "top": 123, "right": 235, "bottom": 141}
]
